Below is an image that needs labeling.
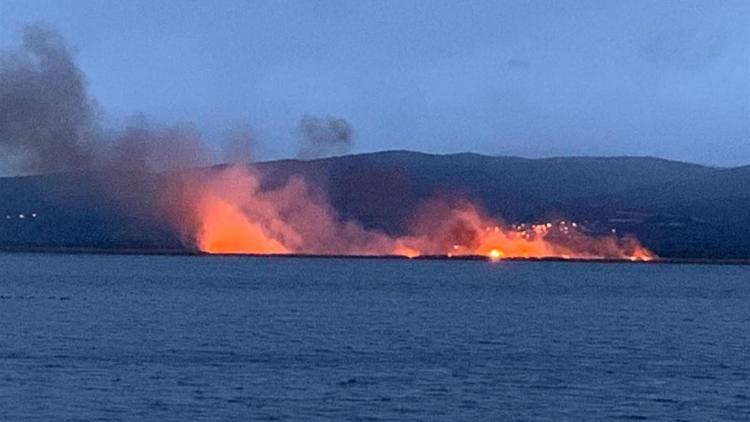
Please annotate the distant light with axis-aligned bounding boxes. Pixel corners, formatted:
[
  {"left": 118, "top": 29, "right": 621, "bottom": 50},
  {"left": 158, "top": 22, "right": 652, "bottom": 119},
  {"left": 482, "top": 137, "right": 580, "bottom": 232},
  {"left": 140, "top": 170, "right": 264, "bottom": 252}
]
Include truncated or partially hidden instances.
[
  {"left": 31, "top": 213, "right": 37, "bottom": 218},
  {"left": 18, "top": 214, "right": 24, "bottom": 219},
  {"left": 488, "top": 249, "right": 504, "bottom": 261}
]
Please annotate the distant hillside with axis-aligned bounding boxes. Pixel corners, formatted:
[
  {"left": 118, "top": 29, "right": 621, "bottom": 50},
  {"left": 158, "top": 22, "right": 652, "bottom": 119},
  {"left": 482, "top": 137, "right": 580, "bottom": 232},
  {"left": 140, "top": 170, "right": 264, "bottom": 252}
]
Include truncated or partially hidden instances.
[
  {"left": 255, "top": 151, "right": 717, "bottom": 229},
  {"left": 555, "top": 165, "right": 750, "bottom": 259},
  {"left": 1, "top": 151, "right": 748, "bottom": 259}
]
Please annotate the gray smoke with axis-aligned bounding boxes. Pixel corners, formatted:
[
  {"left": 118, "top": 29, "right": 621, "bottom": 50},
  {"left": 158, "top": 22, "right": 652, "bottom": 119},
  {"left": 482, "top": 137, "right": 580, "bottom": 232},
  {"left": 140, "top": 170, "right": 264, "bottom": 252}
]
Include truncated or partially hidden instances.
[
  {"left": 106, "top": 116, "right": 211, "bottom": 173},
  {"left": 0, "top": 24, "right": 99, "bottom": 173},
  {"left": 220, "top": 127, "right": 256, "bottom": 165},
  {"left": 297, "top": 115, "right": 354, "bottom": 159},
  {"left": 0, "top": 25, "right": 217, "bottom": 176},
  {"left": 0, "top": 25, "right": 353, "bottom": 175}
]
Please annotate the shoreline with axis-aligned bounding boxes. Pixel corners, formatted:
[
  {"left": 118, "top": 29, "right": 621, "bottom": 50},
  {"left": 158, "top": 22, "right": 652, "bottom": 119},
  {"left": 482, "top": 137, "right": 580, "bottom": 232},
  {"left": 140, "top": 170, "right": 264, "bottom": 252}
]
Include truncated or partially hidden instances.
[{"left": 0, "top": 246, "right": 748, "bottom": 266}]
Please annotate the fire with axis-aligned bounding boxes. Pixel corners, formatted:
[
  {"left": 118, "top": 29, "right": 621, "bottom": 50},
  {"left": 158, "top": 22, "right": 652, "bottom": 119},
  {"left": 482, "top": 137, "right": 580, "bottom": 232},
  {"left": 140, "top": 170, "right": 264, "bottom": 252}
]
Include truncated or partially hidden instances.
[
  {"left": 166, "top": 165, "right": 397, "bottom": 255},
  {"left": 390, "top": 203, "right": 654, "bottom": 261},
  {"left": 393, "top": 246, "right": 420, "bottom": 258},
  {"left": 165, "top": 165, "right": 655, "bottom": 261},
  {"left": 194, "top": 195, "right": 287, "bottom": 254},
  {"left": 488, "top": 249, "right": 504, "bottom": 260}
]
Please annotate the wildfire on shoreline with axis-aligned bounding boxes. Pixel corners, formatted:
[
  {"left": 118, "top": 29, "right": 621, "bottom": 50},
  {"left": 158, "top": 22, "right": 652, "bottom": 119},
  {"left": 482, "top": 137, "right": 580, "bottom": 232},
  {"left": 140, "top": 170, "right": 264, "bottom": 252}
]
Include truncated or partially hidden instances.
[{"left": 166, "top": 165, "right": 654, "bottom": 261}]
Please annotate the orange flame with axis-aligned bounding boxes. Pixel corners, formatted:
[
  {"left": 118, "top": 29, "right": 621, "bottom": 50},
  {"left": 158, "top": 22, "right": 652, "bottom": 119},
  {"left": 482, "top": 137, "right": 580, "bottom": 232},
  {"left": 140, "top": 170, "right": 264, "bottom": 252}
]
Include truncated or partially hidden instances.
[
  {"left": 165, "top": 165, "right": 655, "bottom": 261},
  {"left": 194, "top": 195, "right": 288, "bottom": 254}
]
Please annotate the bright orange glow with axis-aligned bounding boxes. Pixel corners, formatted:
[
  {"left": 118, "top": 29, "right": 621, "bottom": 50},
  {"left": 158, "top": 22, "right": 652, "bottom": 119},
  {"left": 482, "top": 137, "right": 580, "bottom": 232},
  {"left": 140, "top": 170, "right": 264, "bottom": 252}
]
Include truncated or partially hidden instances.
[
  {"left": 194, "top": 195, "right": 287, "bottom": 254},
  {"left": 488, "top": 249, "right": 504, "bottom": 260},
  {"left": 393, "top": 246, "right": 420, "bottom": 258},
  {"left": 164, "top": 165, "right": 655, "bottom": 261}
]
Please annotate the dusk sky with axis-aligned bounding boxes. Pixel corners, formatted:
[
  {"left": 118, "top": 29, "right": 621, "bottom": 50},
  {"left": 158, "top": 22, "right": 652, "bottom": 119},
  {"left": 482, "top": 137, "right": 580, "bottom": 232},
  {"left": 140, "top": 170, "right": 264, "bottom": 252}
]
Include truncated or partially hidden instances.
[{"left": 1, "top": 0, "right": 748, "bottom": 165}]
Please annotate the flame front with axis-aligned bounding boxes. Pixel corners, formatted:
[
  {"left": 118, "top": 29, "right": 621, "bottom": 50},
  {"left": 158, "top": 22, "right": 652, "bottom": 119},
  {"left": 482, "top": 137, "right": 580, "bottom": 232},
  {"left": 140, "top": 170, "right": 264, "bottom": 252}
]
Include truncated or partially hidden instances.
[
  {"left": 166, "top": 165, "right": 654, "bottom": 261},
  {"left": 194, "top": 194, "right": 288, "bottom": 254}
]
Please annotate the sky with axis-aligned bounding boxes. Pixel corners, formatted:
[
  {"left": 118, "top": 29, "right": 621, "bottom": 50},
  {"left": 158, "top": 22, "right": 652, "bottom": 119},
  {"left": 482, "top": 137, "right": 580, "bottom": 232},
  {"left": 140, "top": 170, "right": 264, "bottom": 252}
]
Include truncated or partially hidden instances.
[{"left": 0, "top": 0, "right": 748, "bottom": 165}]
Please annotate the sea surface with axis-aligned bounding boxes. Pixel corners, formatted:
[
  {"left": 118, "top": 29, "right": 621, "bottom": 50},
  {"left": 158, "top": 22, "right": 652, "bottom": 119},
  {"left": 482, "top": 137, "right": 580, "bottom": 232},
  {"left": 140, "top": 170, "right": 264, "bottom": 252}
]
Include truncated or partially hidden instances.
[{"left": 0, "top": 254, "right": 748, "bottom": 421}]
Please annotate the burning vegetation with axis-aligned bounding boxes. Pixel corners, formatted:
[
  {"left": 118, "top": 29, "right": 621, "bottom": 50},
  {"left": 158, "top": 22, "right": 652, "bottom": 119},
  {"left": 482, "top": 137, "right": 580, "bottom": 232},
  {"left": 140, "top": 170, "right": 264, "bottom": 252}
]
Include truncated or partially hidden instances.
[{"left": 165, "top": 165, "right": 654, "bottom": 261}]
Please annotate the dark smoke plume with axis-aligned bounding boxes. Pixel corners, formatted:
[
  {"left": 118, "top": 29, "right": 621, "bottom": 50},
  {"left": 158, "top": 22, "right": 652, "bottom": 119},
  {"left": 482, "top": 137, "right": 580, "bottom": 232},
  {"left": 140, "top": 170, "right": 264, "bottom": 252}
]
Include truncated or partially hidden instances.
[
  {"left": 0, "top": 24, "right": 99, "bottom": 173},
  {"left": 0, "top": 25, "right": 216, "bottom": 176},
  {"left": 297, "top": 115, "right": 354, "bottom": 159},
  {"left": 0, "top": 25, "right": 355, "bottom": 173}
]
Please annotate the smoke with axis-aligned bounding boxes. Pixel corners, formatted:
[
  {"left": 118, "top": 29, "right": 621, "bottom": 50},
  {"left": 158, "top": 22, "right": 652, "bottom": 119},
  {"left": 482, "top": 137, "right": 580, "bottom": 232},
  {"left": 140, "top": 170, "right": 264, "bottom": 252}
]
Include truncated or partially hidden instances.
[
  {"left": 0, "top": 25, "right": 351, "bottom": 172},
  {"left": 167, "top": 166, "right": 397, "bottom": 254},
  {"left": 0, "top": 24, "right": 98, "bottom": 173},
  {"left": 0, "top": 25, "right": 225, "bottom": 176},
  {"left": 171, "top": 164, "right": 653, "bottom": 260},
  {"left": 0, "top": 24, "right": 654, "bottom": 261},
  {"left": 296, "top": 115, "right": 354, "bottom": 159},
  {"left": 105, "top": 117, "right": 211, "bottom": 173},
  {"left": 0, "top": 24, "right": 236, "bottom": 233},
  {"left": 220, "top": 127, "right": 256, "bottom": 165}
]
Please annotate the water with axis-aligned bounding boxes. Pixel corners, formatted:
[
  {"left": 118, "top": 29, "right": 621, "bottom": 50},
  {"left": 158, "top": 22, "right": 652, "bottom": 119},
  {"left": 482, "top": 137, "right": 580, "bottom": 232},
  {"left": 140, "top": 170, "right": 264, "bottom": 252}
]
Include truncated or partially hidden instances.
[{"left": 0, "top": 254, "right": 748, "bottom": 421}]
